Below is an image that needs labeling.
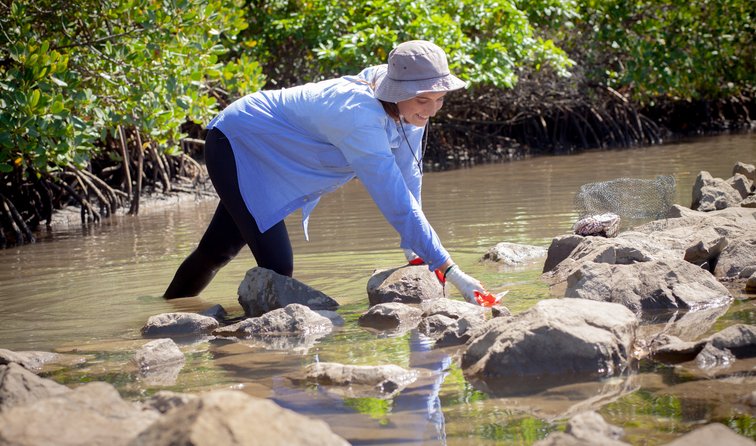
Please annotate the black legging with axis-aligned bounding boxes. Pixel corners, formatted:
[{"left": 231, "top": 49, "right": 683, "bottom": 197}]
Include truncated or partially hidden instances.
[{"left": 163, "top": 128, "right": 293, "bottom": 299}]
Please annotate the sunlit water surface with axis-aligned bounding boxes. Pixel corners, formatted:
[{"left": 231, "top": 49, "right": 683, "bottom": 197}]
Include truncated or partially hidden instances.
[{"left": 0, "top": 133, "right": 754, "bottom": 445}]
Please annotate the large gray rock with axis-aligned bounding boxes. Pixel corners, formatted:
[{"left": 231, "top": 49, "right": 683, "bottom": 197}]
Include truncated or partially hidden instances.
[
  {"left": 0, "top": 382, "right": 159, "bottom": 446},
  {"left": 0, "top": 349, "right": 59, "bottom": 371},
  {"left": 304, "top": 362, "right": 418, "bottom": 396},
  {"left": 130, "top": 390, "right": 349, "bottom": 446},
  {"left": 367, "top": 264, "right": 443, "bottom": 306},
  {"left": 733, "top": 161, "right": 756, "bottom": 183},
  {"left": 0, "top": 363, "right": 70, "bottom": 413},
  {"left": 238, "top": 267, "right": 339, "bottom": 317},
  {"left": 533, "top": 411, "right": 629, "bottom": 446},
  {"left": 662, "top": 422, "right": 755, "bottom": 446},
  {"left": 462, "top": 299, "right": 637, "bottom": 387},
  {"left": 543, "top": 235, "right": 583, "bottom": 273},
  {"left": 692, "top": 171, "right": 743, "bottom": 211},
  {"left": 215, "top": 303, "right": 333, "bottom": 337},
  {"left": 133, "top": 339, "right": 186, "bottom": 386},
  {"left": 482, "top": 242, "right": 547, "bottom": 266},
  {"left": 419, "top": 298, "right": 493, "bottom": 346},
  {"left": 141, "top": 312, "right": 219, "bottom": 337},
  {"left": 713, "top": 236, "right": 756, "bottom": 279},
  {"left": 650, "top": 324, "right": 756, "bottom": 363},
  {"left": 564, "top": 258, "right": 732, "bottom": 314},
  {"left": 358, "top": 302, "right": 422, "bottom": 330},
  {"left": 727, "top": 173, "right": 753, "bottom": 199}
]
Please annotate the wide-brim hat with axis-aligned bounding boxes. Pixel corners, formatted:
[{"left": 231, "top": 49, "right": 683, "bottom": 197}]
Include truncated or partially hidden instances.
[{"left": 375, "top": 40, "right": 467, "bottom": 103}]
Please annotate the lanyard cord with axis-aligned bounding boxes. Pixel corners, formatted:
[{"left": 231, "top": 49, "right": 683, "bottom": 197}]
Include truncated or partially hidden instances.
[{"left": 399, "top": 119, "right": 429, "bottom": 175}]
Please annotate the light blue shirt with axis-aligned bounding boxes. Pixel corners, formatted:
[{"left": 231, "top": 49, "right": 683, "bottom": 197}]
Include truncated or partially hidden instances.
[{"left": 207, "top": 65, "right": 450, "bottom": 270}]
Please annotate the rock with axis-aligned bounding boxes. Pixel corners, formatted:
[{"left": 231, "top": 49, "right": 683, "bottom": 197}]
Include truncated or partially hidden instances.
[
  {"left": 215, "top": 303, "right": 332, "bottom": 337},
  {"left": 314, "top": 310, "right": 345, "bottom": 326},
  {"left": 304, "top": 362, "right": 418, "bottom": 395},
  {"left": 367, "top": 264, "right": 443, "bottom": 306},
  {"left": 695, "top": 342, "right": 736, "bottom": 369},
  {"left": 543, "top": 234, "right": 583, "bottom": 273},
  {"left": 727, "top": 173, "right": 753, "bottom": 199},
  {"left": 141, "top": 312, "right": 219, "bottom": 337},
  {"left": 662, "top": 422, "right": 755, "bottom": 446},
  {"left": 565, "top": 258, "right": 732, "bottom": 314},
  {"left": 418, "top": 314, "right": 458, "bottom": 339},
  {"left": 421, "top": 298, "right": 488, "bottom": 323},
  {"left": 733, "top": 161, "right": 756, "bottom": 183},
  {"left": 141, "top": 390, "right": 198, "bottom": 414},
  {"left": 134, "top": 339, "right": 186, "bottom": 386},
  {"left": 534, "top": 411, "right": 629, "bottom": 446},
  {"left": 129, "top": 390, "right": 349, "bottom": 446},
  {"left": 0, "top": 363, "right": 70, "bottom": 413},
  {"left": 482, "top": 242, "right": 547, "bottom": 265},
  {"left": 683, "top": 236, "right": 727, "bottom": 270},
  {"left": 134, "top": 339, "right": 185, "bottom": 371},
  {"left": 692, "top": 171, "right": 743, "bottom": 211},
  {"left": 198, "top": 304, "right": 228, "bottom": 321},
  {"left": 741, "top": 195, "right": 756, "bottom": 208},
  {"left": 238, "top": 267, "right": 339, "bottom": 317},
  {"left": 650, "top": 324, "right": 756, "bottom": 363},
  {"left": 0, "top": 382, "right": 159, "bottom": 446},
  {"left": 697, "top": 183, "right": 744, "bottom": 211},
  {"left": 0, "top": 349, "right": 59, "bottom": 371},
  {"left": 358, "top": 302, "right": 422, "bottom": 330},
  {"left": 462, "top": 299, "right": 637, "bottom": 388},
  {"left": 747, "top": 272, "right": 756, "bottom": 292},
  {"left": 708, "top": 324, "right": 756, "bottom": 358},
  {"left": 713, "top": 236, "right": 756, "bottom": 278},
  {"left": 435, "top": 315, "right": 481, "bottom": 347}
]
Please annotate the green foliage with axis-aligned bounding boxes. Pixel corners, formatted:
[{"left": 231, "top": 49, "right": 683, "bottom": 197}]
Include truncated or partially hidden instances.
[
  {"left": 574, "top": 0, "right": 755, "bottom": 104},
  {"left": 0, "top": 0, "right": 265, "bottom": 175},
  {"left": 243, "top": 0, "right": 576, "bottom": 88}
]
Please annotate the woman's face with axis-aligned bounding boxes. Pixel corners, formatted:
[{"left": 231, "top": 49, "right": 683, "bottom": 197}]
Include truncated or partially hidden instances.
[{"left": 397, "top": 91, "right": 446, "bottom": 127}]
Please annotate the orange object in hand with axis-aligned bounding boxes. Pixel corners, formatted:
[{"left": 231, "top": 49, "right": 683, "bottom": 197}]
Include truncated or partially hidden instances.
[{"left": 474, "top": 290, "right": 503, "bottom": 307}]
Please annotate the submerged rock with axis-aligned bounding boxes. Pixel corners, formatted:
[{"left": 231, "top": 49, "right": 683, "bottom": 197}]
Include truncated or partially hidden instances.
[
  {"left": 662, "top": 422, "right": 755, "bottom": 446},
  {"left": 238, "top": 267, "right": 339, "bottom": 317},
  {"left": 214, "top": 304, "right": 333, "bottom": 352},
  {"left": 367, "top": 264, "right": 443, "bottom": 306},
  {"left": 0, "top": 381, "right": 159, "bottom": 446},
  {"left": 481, "top": 242, "right": 547, "bottom": 265},
  {"left": 133, "top": 339, "right": 186, "bottom": 386},
  {"left": 0, "top": 349, "right": 59, "bottom": 371},
  {"left": 0, "top": 363, "right": 70, "bottom": 413},
  {"left": 141, "top": 312, "right": 219, "bottom": 337},
  {"left": 534, "top": 411, "right": 629, "bottom": 446},
  {"left": 304, "top": 362, "right": 418, "bottom": 396},
  {"left": 130, "top": 390, "right": 349, "bottom": 446},
  {"left": 358, "top": 302, "right": 422, "bottom": 331},
  {"left": 462, "top": 299, "right": 637, "bottom": 388}
]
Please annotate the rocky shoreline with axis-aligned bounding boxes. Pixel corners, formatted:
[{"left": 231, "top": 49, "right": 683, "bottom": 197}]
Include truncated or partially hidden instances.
[{"left": 1, "top": 162, "right": 754, "bottom": 445}]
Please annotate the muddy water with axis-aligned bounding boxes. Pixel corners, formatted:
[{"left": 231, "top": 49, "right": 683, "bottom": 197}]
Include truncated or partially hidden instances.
[{"left": 0, "top": 133, "right": 754, "bottom": 444}]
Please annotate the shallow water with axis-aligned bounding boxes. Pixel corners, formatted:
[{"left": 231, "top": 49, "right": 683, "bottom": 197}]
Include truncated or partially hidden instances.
[{"left": 1, "top": 133, "right": 754, "bottom": 444}]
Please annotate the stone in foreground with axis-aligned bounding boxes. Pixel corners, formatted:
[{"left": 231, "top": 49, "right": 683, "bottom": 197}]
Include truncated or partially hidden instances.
[
  {"left": 130, "top": 389, "right": 349, "bottom": 446},
  {"left": 462, "top": 299, "right": 637, "bottom": 390}
]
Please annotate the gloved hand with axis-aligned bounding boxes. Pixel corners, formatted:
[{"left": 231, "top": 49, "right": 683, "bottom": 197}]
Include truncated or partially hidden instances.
[
  {"left": 403, "top": 249, "right": 424, "bottom": 265},
  {"left": 444, "top": 264, "right": 486, "bottom": 305}
]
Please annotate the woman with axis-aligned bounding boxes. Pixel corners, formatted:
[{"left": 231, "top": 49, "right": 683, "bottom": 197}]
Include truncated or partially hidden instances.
[{"left": 164, "top": 40, "right": 488, "bottom": 304}]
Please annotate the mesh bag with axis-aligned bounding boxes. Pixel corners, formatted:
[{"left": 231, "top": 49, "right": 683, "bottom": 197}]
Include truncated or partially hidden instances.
[{"left": 574, "top": 175, "right": 676, "bottom": 230}]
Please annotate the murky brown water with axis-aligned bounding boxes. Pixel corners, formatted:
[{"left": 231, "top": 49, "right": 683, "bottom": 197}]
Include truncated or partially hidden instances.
[{"left": 1, "top": 133, "right": 754, "bottom": 444}]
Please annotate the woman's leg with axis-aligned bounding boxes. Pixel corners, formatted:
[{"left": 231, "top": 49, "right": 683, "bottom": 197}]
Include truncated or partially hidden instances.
[
  {"left": 164, "top": 128, "right": 293, "bottom": 299},
  {"left": 163, "top": 203, "right": 245, "bottom": 298}
]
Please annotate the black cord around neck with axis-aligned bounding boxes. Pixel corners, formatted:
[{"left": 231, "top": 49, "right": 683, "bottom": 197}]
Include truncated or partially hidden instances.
[{"left": 399, "top": 119, "right": 429, "bottom": 175}]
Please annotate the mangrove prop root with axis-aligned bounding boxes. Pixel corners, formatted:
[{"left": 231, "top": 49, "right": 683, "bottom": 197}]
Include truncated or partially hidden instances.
[{"left": 129, "top": 128, "right": 145, "bottom": 215}]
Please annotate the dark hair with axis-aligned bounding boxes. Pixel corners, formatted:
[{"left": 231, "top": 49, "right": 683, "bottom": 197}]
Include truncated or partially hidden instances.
[{"left": 380, "top": 100, "right": 400, "bottom": 122}]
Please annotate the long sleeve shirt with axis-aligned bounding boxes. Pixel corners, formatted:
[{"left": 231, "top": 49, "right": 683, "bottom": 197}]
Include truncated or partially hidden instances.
[{"left": 207, "top": 65, "right": 450, "bottom": 270}]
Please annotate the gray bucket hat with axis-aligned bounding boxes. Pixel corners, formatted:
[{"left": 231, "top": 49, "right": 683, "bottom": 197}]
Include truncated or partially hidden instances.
[{"left": 374, "top": 40, "right": 467, "bottom": 103}]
